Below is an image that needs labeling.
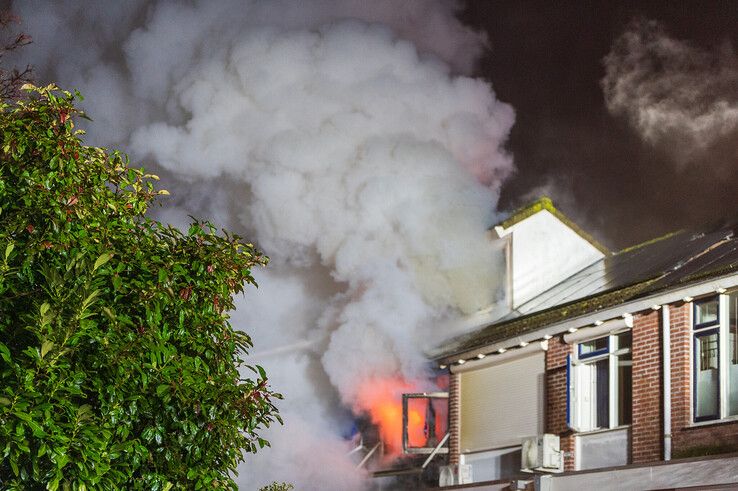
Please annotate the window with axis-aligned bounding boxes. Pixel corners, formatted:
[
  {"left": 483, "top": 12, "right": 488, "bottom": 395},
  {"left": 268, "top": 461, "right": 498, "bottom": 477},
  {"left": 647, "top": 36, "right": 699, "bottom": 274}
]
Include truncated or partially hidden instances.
[
  {"left": 695, "top": 293, "right": 738, "bottom": 421},
  {"left": 401, "top": 392, "right": 449, "bottom": 454},
  {"left": 569, "top": 331, "right": 632, "bottom": 431}
]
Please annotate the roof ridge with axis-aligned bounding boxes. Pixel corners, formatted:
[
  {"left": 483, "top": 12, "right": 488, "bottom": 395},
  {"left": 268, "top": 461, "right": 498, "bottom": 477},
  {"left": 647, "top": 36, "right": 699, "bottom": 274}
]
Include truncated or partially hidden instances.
[
  {"left": 615, "top": 230, "right": 684, "bottom": 255},
  {"left": 495, "top": 196, "right": 555, "bottom": 229}
]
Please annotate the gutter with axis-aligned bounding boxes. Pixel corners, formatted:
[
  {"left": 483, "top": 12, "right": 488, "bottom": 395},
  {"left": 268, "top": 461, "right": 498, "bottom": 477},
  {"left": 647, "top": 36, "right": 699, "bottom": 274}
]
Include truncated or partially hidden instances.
[{"left": 662, "top": 304, "right": 671, "bottom": 461}]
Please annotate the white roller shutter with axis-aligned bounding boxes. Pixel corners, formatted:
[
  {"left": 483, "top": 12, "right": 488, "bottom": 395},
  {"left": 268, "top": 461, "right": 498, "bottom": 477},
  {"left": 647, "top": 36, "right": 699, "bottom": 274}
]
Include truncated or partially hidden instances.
[{"left": 459, "top": 351, "right": 545, "bottom": 451}]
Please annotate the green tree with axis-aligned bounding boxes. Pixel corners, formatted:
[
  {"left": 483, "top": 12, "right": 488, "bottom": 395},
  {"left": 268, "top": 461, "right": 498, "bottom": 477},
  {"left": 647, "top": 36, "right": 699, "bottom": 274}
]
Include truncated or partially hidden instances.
[{"left": 0, "top": 84, "right": 281, "bottom": 490}]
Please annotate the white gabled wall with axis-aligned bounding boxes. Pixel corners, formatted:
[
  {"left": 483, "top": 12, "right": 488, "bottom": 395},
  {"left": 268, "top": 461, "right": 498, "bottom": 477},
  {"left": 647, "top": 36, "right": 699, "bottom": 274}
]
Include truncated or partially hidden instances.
[{"left": 499, "top": 209, "right": 604, "bottom": 309}]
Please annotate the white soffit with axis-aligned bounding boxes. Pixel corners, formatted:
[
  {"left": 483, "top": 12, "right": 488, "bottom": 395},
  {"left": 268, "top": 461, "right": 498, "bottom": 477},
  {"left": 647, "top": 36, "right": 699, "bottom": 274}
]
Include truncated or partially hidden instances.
[
  {"left": 563, "top": 315, "right": 633, "bottom": 344},
  {"left": 451, "top": 340, "right": 548, "bottom": 374}
]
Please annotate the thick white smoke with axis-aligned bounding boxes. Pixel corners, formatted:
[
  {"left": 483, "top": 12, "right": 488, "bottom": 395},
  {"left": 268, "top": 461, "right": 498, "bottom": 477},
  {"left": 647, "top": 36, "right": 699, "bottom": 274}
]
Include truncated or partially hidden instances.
[
  {"left": 602, "top": 19, "right": 738, "bottom": 168},
  {"left": 13, "top": 2, "right": 514, "bottom": 489}
]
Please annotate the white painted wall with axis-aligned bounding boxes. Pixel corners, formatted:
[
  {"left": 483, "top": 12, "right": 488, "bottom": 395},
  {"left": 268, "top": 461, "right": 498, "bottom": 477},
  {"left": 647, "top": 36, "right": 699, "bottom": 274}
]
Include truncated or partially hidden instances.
[
  {"left": 548, "top": 454, "right": 738, "bottom": 491},
  {"left": 501, "top": 210, "right": 604, "bottom": 309},
  {"left": 575, "top": 428, "right": 629, "bottom": 470},
  {"left": 461, "top": 447, "right": 522, "bottom": 483}
]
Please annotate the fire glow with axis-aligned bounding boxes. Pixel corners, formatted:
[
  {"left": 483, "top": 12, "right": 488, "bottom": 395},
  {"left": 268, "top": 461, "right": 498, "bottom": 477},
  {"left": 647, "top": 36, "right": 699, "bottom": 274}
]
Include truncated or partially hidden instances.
[
  {"left": 354, "top": 376, "right": 449, "bottom": 458},
  {"left": 354, "top": 378, "right": 424, "bottom": 456}
]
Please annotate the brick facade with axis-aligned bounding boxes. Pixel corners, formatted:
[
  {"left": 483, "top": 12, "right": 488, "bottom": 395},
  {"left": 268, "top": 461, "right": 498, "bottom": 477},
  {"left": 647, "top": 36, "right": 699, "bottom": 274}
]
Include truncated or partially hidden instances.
[
  {"left": 669, "top": 302, "right": 692, "bottom": 454},
  {"left": 446, "top": 298, "right": 738, "bottom": 475},
  {"left": 669, "top": 302, "right": 738, "bottom": 457},
  {"left": 545, "top": 336, "right": 575, "bottom": 471},
  {"left": 539, "top": 299, "right": 738, "bottom": 469},
  {"left": 631, "top": 309, "right": 662, "bottom": 463}
]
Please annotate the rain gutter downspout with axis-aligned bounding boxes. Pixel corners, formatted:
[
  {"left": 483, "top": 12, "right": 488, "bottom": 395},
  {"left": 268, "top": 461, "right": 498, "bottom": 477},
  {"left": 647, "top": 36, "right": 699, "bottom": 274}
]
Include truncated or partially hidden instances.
[{"left": 662, "top": 304, "right": 672, "bottom": 461}]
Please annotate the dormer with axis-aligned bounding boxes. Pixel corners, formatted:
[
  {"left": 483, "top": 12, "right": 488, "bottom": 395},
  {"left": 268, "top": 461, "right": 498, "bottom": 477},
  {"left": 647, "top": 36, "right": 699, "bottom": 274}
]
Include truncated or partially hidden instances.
[{"left": 495, "top": 197, "right": 608, "bottom": 310}]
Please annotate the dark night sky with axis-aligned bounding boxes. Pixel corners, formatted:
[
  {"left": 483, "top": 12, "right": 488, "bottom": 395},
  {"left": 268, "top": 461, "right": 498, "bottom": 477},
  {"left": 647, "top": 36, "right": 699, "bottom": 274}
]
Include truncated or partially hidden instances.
[{"left": 462, "top": 1, "right": 738, "bottom": 249}]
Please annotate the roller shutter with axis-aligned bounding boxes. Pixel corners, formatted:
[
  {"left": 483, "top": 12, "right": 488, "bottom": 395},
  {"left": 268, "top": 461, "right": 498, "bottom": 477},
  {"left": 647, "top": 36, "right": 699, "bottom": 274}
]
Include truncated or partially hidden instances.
[{"left": 459, "top": 351, "right": 545, "bottom": 451}]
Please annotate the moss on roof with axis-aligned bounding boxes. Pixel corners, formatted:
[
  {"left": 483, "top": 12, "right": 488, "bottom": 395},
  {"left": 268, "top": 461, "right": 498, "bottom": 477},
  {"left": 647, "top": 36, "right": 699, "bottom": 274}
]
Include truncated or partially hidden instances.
[
  {"left": 616, "top": 230, "right": 683, "bottom": 255},
  {"left": 435, "top": 279, "right": 657, "bottom": 362},
  {"left": 496, "top": 196, "right": 610, "bottom": 255}
]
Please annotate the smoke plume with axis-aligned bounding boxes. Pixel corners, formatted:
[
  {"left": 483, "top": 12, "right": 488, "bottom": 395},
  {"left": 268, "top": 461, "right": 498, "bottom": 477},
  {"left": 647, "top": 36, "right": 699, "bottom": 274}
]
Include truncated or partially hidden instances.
[
  {"left": 602, "top": 19, "right": 738, "bottom": 168},
  {"left": 12, "top": 1, "right": 514, "bottom": 489}
]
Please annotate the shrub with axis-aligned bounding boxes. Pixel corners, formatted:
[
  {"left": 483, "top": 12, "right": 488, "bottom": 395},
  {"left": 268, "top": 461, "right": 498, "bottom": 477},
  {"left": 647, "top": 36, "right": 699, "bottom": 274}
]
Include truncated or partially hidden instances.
[{"left": 0, "top": 85, "right": 281, "bottom": 490}]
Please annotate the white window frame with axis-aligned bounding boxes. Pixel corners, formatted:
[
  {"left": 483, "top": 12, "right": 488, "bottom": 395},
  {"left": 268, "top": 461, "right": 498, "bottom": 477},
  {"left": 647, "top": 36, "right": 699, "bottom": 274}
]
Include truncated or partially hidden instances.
[
  {"left": 691, "top": 293, "right": 738, "bottom": 423},
  {"left": 570, "top": 331, "right": 632, "bottom": 432}
]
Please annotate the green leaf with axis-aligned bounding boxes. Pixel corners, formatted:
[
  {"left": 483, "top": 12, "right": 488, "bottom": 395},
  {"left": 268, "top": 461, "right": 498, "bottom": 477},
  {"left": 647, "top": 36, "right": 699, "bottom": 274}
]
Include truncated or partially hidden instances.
[
  {"left": 93, "top": 252, "right": 113, "bottom": 271},
  {"left": 47, "top": 476, "right": 60, "bottom": 491},
  {"left": 27, "top": 418, "right": 44, "bottom": 437},
  {"left": 0, "top": 342, "right": 10, "bottom": 364},
  {"left": 81, "top": 290, "right": 100, "bottom": 309},
  {"left": 4, "top": 242, "right": 13, "bottom": 260},
  {"left": 41, "top": 340, "right": 54, "bottom": 359},
  {"left": 102, "top": 307, "right": 115, "bottom": 320}
]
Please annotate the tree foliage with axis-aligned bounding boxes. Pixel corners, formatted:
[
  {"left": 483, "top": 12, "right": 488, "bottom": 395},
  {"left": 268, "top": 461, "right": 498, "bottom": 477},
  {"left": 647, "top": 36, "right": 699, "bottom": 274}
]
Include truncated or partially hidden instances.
[{"left": 0, "top": 85, "right": 281, "bottom": 490}]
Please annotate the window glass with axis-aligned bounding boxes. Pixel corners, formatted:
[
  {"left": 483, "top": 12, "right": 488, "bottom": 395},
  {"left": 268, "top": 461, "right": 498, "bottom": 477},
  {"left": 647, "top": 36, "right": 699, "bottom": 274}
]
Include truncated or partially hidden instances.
[
  {"left": 695, "top": 330, "right": 719, "bottom": 420},
  {"left": 617, "top": 353, "right": 632, "bottom": 425},
  {"left": 695, "top": 298, "right": 719, "bottom": 327},
  {"left": 729, "top": 292, "right": 738, "bottom": 416},
  {"left": 580, "top": 337, "right": 608, "bottom": 356},
  {"left": 594, "top": 359, "right": 609, "bottom": 428}
]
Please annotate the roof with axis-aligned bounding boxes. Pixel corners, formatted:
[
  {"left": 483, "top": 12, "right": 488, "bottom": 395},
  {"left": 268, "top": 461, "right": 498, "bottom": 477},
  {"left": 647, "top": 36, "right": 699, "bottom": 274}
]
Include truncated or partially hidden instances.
[
  {"left": 433, "top": 225, "right": 738, "bottom": 362},
  {"left": 495, "top": 197, "right": 610, "bottom": 255}
]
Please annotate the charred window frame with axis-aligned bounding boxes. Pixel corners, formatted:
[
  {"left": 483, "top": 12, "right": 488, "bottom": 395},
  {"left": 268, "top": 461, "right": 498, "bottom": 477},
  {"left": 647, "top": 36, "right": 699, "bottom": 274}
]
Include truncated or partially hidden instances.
[{"left": 401, "top": 392, "right": 449, "bottom": 454}]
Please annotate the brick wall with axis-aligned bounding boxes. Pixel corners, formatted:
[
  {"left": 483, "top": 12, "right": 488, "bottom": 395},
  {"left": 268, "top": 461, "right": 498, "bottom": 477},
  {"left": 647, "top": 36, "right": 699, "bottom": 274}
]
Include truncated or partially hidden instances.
[
  {"left": 448, "top": 371, "right": 460, "bottom": 465},
  {"left": 631, "top": 310, "right": 662, "bottom": 463},
  {"left": 545, "top": 336, "right": 575, "bottom": 471},
  {"left": 669, "top": 301, "right": 738, "bottom": 457},
  {"left": 669, "top": 302, "right": 691, "bottom": 452}
]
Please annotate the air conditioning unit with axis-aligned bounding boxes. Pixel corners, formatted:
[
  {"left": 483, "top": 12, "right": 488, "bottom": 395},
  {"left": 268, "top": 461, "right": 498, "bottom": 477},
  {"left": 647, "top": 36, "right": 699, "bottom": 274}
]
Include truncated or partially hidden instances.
[
  {"left": 438, "top": 464, "right": 473, "bottom": 486},
  {"left": 521, "top": 434, "right": 562, "bottom": 473}
]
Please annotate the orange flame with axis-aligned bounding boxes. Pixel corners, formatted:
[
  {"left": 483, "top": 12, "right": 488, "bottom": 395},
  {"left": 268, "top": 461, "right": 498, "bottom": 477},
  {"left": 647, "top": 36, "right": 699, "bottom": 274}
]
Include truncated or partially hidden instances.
[{"left": 354, "top": 378, "right": 428, "bottom": 456}]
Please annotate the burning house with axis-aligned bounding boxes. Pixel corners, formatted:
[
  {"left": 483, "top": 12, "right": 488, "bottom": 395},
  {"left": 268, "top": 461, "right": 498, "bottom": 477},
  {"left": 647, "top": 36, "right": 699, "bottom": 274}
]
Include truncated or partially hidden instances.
[{"left": 379, "top": 197, "right": 738, "bottom": 490}]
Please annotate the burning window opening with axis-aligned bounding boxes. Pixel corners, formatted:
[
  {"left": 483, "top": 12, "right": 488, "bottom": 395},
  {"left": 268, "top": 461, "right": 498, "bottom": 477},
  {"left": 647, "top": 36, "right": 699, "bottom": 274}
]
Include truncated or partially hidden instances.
[
  {"left": 402, "top": 392, "right": 449, "bottom": 455},
  {"left": 346, "top": 374, "right": 450, "bottom": 478}
]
